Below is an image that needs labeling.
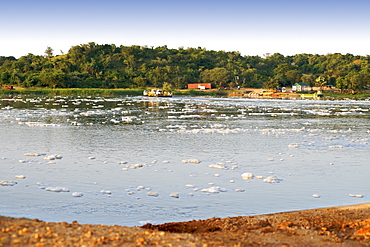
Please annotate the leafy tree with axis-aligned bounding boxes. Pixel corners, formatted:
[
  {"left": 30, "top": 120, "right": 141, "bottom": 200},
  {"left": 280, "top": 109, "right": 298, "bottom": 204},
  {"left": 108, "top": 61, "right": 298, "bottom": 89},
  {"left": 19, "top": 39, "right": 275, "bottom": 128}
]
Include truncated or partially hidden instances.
[
  {"left": 273, "top": 63, "right": 300, "bottom": 87},
  {"left": 263, "top": 78, "right": 280, "bottom": 90},
  {"left": 0, "top": 71, "right": 11, "bottom": 84},
  {"left": 315, "top": 76, "right": 327, "bottom": 90},
  {"left": 162, "top": 81, "right": 173, "bottom": 91},
  {"left": 132, "top": 76, "right": 147, "bottom": 88},
  {"left": 0, "top": 42, "right": 369, "bottom": 91},
  {"left": 39, "top": 70, "right": 68, "bottom": 88},
  {"left": 335, "top": 77, "right": 347, "bottom": 92},
  {"left": 301, "top": 74, "right": 315, "bottom": 90},
  {"left": 10, "top": 72, "right": 22, "bottom": 86},
  {"left": 200, "top": 67, "right": 231, "bottom": 88},
  {"left": 45, "top": 47, "right": 54, "bottom": 58},
  {"left": 343, "top": 71, "right": 370, "bottom": 92}
]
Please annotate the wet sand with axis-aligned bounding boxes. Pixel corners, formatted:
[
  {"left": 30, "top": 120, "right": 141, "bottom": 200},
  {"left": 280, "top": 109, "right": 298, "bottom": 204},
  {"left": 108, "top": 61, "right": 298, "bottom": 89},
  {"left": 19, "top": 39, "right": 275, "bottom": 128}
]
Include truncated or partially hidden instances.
[{"left": 1, "top": 203, "right": 369, "bottom": 246}]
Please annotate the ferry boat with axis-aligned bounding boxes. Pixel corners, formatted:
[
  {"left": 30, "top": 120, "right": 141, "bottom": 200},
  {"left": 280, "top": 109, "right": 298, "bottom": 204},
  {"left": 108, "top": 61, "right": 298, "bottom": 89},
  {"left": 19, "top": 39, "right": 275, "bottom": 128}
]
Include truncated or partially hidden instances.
[{"left": 143, "top": 89, "right": 172, "bottom": 97}]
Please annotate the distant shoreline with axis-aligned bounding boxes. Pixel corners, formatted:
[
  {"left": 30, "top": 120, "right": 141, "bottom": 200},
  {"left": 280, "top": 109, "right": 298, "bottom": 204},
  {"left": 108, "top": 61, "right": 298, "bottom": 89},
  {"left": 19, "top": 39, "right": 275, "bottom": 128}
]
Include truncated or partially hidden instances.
[{"left": 1, "top": 87, "right": 370, "bottom": 100}]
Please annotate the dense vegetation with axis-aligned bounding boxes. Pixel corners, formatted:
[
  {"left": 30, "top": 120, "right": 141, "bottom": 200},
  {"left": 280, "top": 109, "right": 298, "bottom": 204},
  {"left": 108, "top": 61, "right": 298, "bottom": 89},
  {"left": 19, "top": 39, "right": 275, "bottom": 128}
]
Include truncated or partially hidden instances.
[{"left": 1, "top": 42, "right": 369, "bottom": 91}]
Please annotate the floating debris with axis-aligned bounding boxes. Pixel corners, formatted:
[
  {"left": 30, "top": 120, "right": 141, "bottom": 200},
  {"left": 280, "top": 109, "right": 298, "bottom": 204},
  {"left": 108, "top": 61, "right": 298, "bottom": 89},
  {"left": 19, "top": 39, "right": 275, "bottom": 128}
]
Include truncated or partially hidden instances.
[
  {"left": 136, "top": 186, "right": 145, "bottom": 191},
  {"left": 235, "top": 189, "right": 245, "bottom": 192},
  {"left": 0, "top": 180, "right": 18, "bottom": 186},
  {"left": 15, "top": 175, "right": 26, "bottom": 179},
  {"left": 44, "top": 156, "right": 55, "bottom": 160},
  {"left": 23, "top": 122, "right": 60, "bottom": 127},
  {"left": 241, "top": 173, "right": 254, "bottom": 179},
  {"left": 134, "top": 163, "right": 145, "bottom": 168},
  {"left": 350, "top": 194, "right": 364, "bottom": 198},
  {"left": 45, "top": 187, "right": 70, "bottom": 192},
  {"left": 185, "top": 184, "right": 196, "bottom": 188},
  {"left": 43, "top": 154, "right": 63, "bottom": 160},
  {"left": 72, "top": 192, "right": 84, "bottom": 197},
  {"left": 263, "top": 176, "right": 283, "bottom": 183},
  {"left": 121, "top": 116, "right": 138, "bottom": 123},
  {"left": 288, "top": 143, "right": 300, "bottom": 148},
  {"left": 100, "top": 190, "right": 112, "bottom": 194},
  {"left": 209, "top": 163, "right": 227, "bottom": 169},
  {"left": 147, "top": 192, "right": 159, "bottom": 197},
  {"left": 201, "top": 186, "right": 227, "bottom": 193},
  {"left": 182, "top": 159, "right": 200, "bottom": 164},
  {"left": 312, "top": 194, "right": 320, "bottom": 198},
  {"left": 328, "top": 145, "right": 344, "bottom": 148},
  {"left": 170, "top": 193, "right": 179, "bottom": 198},
  {"left": 24, "top": 153, "right": 41, "bottom": 157}
]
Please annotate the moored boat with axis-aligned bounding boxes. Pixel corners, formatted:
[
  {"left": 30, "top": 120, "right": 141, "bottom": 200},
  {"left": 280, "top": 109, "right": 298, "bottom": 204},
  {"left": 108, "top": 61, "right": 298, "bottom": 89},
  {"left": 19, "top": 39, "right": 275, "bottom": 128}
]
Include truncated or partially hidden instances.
[
  {"left": 300, "top": 92, "right": 324, "bottom": 100},
  {"left": 143, "top": 89, "right": 172, "bottom": 97}
]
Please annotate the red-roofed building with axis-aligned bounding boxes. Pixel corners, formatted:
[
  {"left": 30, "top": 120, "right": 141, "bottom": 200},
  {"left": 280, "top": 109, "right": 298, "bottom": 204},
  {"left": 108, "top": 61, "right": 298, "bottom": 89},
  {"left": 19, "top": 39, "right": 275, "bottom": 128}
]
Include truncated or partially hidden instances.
[{"left": 188, "top": 83, "right": 212, "bottom": 89}]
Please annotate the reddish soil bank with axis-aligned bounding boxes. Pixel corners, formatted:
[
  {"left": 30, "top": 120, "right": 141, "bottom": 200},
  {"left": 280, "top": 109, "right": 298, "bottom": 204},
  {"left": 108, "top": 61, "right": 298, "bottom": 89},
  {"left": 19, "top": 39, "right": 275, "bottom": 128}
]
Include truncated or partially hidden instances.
[{"left": 1, "top": 203, "right": 369, "bottom": 246}]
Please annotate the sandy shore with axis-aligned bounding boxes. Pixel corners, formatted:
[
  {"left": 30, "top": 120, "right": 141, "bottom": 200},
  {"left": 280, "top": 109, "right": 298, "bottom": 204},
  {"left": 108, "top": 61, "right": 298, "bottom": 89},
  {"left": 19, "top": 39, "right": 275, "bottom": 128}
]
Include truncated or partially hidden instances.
[{"left": 1, "top": 203, "right": 369, "bottom": 246}]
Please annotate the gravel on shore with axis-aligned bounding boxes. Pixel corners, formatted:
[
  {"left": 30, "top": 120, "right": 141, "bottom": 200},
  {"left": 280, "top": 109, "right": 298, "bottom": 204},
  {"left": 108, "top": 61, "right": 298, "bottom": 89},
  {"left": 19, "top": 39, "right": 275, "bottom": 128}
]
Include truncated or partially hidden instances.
[{"left": 1, "top": 203, "right": 369, "bottom": 246}]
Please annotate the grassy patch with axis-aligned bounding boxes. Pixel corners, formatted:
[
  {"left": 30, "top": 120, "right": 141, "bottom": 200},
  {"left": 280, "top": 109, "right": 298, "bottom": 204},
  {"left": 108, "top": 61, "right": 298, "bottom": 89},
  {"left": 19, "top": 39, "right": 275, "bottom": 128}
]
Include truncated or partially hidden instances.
[
  {"left": 323, "top": 92, "right": 370, "bottom": 100},
  {"left": 173, "top": 89, "right": 228, "bottom": 97},
  {"left": 0, "top": 88, "right": 144, "bottom": 97}
]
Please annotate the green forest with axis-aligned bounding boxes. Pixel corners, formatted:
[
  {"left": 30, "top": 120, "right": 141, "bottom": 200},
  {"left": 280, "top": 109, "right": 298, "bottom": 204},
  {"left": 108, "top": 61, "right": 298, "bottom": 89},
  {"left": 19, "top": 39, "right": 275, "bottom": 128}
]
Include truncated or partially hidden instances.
[{"left": 1, "top": 42, "right": 369, "bottom": 91}]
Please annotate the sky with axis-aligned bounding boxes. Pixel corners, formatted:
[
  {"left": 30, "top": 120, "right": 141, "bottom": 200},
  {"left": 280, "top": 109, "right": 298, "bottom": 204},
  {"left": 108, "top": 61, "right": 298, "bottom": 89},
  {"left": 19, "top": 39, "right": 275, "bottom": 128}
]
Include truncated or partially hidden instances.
[{"left": 1, "top": 0, "right": 370, "bottom": 58}]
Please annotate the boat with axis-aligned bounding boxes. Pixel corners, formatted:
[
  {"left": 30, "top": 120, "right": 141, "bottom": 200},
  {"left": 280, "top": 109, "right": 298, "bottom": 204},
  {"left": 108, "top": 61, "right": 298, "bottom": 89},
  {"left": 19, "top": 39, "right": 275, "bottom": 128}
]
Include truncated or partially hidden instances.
[
  {"left": 300, "top": 92, "right": 324, "bottom": 100},
  {"left": 143, "top": 89, "right": 172, "bottom": 97}
]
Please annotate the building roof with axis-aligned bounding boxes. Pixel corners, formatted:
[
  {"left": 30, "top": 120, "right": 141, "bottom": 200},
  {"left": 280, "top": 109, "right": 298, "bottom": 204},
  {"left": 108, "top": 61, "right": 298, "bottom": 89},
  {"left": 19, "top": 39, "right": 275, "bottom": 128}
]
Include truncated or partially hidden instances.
[{"left": 293, "top": 82, "right": 310, "bottom": 86}]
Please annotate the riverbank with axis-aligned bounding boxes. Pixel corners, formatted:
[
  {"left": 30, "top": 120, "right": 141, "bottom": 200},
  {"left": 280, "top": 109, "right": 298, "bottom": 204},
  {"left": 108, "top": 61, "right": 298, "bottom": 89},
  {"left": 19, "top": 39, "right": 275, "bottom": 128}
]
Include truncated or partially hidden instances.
[
  {"left": 1, "top": 87, "right": 370, "bottom": 100},
  {"left": 1, "top": 203, "right": 369, "bottom": 246},
  {"left": 0, "top": 88, "right": 144, "bottom": 97}
]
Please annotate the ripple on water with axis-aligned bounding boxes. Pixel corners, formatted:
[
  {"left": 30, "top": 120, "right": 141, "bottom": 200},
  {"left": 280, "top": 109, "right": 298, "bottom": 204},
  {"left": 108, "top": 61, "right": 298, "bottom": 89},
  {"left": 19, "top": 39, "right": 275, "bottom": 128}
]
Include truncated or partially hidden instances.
[{"left": 0, "top": 96, "right": 369, "bottom": 226}]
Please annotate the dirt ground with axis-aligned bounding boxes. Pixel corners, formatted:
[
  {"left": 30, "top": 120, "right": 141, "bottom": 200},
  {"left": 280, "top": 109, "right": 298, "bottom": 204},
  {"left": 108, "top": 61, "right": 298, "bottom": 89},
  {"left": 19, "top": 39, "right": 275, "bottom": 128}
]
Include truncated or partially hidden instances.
[{"left": 1, "top": 203, "right": 369, "bottom": 246}]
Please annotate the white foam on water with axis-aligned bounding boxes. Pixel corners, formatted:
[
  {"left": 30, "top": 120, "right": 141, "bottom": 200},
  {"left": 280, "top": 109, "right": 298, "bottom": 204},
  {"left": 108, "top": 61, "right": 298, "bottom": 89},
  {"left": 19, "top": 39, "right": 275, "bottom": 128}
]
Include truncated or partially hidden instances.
[{"left": 1, "top": 96, "right": 369, "bottom": 227}]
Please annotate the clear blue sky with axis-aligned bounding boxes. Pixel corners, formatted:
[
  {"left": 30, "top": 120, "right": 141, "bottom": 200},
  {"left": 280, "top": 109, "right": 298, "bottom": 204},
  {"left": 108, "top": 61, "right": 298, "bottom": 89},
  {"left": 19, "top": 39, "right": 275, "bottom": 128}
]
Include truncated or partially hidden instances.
[{"left": 2, "top": 0, "right": 370, "bottom": 58}]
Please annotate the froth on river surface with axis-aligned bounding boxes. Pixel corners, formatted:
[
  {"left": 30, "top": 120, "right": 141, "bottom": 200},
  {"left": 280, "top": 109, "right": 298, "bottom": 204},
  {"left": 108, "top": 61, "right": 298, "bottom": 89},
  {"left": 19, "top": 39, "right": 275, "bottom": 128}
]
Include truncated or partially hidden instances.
[{"left": 0, "top": 95, "right": 369, "bottom": 226}]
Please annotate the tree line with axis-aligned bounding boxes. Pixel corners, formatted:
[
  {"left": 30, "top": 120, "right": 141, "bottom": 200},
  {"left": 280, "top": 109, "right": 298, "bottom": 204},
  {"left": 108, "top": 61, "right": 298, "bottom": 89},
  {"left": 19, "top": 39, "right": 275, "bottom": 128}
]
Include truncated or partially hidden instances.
[{"left": 1, "top": 42, "right": 369, "bottom": 91}]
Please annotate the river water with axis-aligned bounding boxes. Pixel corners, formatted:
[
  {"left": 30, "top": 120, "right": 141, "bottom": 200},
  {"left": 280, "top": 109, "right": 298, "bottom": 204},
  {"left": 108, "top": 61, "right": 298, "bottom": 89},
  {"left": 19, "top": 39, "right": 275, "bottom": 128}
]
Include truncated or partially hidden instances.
[{"left": 0, "top": 95, "right": 369, "bottom": 226}]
